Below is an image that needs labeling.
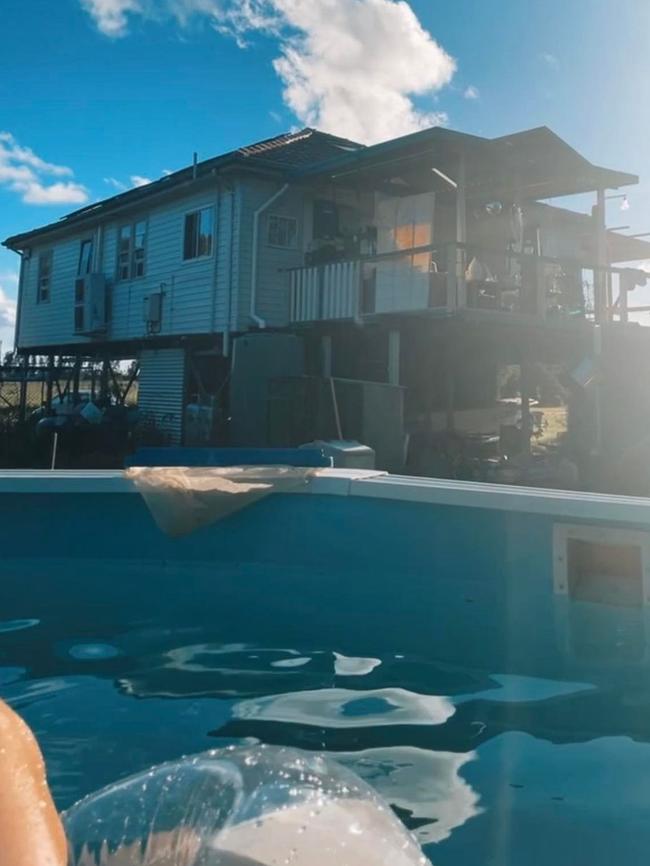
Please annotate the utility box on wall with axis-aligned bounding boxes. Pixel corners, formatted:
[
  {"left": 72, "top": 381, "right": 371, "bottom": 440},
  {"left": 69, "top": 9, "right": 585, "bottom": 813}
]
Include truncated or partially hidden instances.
[{"left": 230, "top": 333, "right": 305, "bottom": 447}]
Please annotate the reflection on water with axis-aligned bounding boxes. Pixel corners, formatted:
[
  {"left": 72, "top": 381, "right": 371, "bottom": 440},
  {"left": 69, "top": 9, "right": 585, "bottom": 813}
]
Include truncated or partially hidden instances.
[
  {"left": 271, "top": 657, "right": 312, "bottom": 668},
  {"left": 233, "top": 687, "right": 455, "bottom": 728},
  {"left": 454, "top": 673, "right": 595, "bottom": 706},
  {"left": 337, "top": 747, "right": 481, "bottom": 844},
  {"left": 0, "top": 617, "right": 40, "bottom": 633},
  {"left": 334, "top": 652, "right": 382, "bottom": 676},
  {"left": 67, "top": 643, "right": 122, "bottom": 661},
  {"left": 4, "top": 607, "right": 650, "bottom": 864}
]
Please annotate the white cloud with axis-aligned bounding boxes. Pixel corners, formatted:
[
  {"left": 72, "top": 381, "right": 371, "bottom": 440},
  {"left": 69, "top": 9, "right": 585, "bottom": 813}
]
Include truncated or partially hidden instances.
[
  {"left": 0, "top": 285, "right": 16, "bottom": 329},
  {"left": 0, "top": 271, "right": 18, "bottom": 351},
  {"left": 21, "top": 181, "right": 89, "bottom": 205},
  {"left": 540, "top": 51, "right": 559, "bottom": 68},
  {"left": 0, "top": 133, "right": 73, "bottom": 177},
  {"left": 104, "top": 174, "right": 153, "bottom": 191},
  {"left": 0, "top": 132, "right": 89, "bottom": 206},
  {"left": 0, "top": 271, "right": 18, "bottom": 290},
  {"left": 80, "top": 0, "right": 143, "bottom": 37},
  {"left": 104, "top": 176, "right": 127, "bottom": 191},
  {"left": 80, "top": 0, "right": 456, "bottom": 144},
  {"left": 463, "top": 85, "right": 479, "bottom": 100}
]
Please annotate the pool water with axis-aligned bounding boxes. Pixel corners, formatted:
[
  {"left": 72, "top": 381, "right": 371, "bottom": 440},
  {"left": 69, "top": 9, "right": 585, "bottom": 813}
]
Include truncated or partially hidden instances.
[
  {"left": 1, "top": 489, "right": 650, "bottom": 865},
  {"left": 2, "top": 559, "right": 650, "bottom": 865}
]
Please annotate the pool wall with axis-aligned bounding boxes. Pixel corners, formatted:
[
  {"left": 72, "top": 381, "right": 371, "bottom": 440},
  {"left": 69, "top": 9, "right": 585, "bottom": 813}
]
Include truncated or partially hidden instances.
[{"left": 2, "top": 470, "right": 650, "bottom": 681}]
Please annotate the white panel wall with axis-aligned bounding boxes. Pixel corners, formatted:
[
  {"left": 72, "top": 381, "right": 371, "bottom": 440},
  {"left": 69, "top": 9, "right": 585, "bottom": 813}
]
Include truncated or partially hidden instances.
[
  {"left": 17, "top": 174, "right": 306, "bottom": 351},
  {"left": 235, "top": 179, "right": 306, "bottom": 330},
  {"left": 137, "top": 347, "right": 186, "bottom": 444},
  {"left": 18, "top": 232, "right": 93, "bottom": 349},
  {"left": 17, "top": 181, "right": 234, "bottom": 350}
]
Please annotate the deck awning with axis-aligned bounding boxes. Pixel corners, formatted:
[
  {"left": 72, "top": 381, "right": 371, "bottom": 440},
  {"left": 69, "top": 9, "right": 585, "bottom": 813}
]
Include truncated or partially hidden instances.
[{"left": 295, "top": 126, "right": 638, "bottom": 202}]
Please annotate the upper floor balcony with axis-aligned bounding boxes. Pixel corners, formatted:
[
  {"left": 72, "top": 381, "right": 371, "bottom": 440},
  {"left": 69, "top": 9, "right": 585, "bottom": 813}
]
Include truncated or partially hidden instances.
[
  {"left": 289, "top": 124, "right": 650, "bottom": 332},
  {"left": 289, "top": 241, "right": 649, "bottom": 328}
]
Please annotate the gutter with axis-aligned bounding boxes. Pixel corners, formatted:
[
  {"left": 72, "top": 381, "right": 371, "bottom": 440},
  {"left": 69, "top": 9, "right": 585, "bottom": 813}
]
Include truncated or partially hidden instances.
[
  {"left": 250, "top": 183, "right": 289, "bottom": 328},
  {"left": 13, "top": 251, "right": 25, "bottom": 352},
  {"left": 224, "top": 186, "right": 236, "bottom": 357},
  {"left": 209, "top": 186, "right": 222, "bottom": 334}
]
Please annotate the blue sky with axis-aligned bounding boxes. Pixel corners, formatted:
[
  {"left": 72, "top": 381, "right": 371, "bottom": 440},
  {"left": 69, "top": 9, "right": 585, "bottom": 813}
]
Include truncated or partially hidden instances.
[{"left": 1, "top": 0, "right": 649, "bottom": 348}]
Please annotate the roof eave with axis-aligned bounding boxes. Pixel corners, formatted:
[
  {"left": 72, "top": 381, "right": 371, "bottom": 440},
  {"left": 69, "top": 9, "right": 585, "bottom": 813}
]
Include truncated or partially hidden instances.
[{"left": 2, "top": 153, "right": 293, "bottom": 251}]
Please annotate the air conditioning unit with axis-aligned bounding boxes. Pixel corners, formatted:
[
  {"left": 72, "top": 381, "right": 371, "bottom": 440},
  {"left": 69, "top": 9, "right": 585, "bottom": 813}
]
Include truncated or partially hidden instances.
[
  {"left": 144, "top": 291, "right": 163, "bottom": 333},
  {"left": 74, "top": 274, "right": 107, "bottom": 335}
]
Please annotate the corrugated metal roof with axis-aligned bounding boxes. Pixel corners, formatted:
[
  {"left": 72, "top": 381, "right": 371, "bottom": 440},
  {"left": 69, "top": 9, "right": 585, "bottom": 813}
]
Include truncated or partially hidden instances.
[
  {"left": 297, "top": 125, "right": 639, "bottom": 201},
  {"left": 237, "top": 128, "right": 362, "bottom": 166},
  {"left": 2, "top": 124, "right": 641, "bottom": 250},
  {"left": 2, "top": 128, "right": 364, "bottom": 250}
]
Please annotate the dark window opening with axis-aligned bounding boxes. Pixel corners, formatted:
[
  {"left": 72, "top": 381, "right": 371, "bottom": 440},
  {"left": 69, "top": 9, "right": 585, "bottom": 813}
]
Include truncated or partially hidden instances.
[
  {"left": 37, "top": 250, "right": 52, "bottom": 303},
  {"left": 117, "top": 221, "right": 147, "bottom": 280},
  {"left": 267, "top": 214, "right": 297, "bottom": 248},
  {"left": 117, "top": 225, "right": 131, "bottom": 280},
  {"left": 567, "top": 539, "right": 643, "bottom": 607},
  {"left": 183, "top": 207, "right": 213, "bottom": 260},
  {"left": 78, "top": 239, "right": 94, "bottom": 276}
]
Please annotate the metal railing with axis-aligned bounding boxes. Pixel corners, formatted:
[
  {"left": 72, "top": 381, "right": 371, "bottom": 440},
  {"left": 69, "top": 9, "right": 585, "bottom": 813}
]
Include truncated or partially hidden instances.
[
  {"left": 288, "top": 242, "right": 647, "bottom": 325},
  {"left": 291, "top": 260, "right": 361, "bottom": 323}
]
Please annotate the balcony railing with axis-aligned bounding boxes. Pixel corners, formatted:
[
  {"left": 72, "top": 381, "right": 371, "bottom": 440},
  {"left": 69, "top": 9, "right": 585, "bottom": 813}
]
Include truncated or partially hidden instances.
[
  {"left": 289, "top": 242, "right": 645, "bottom": 326},
  {"left": 290, "top": 260, "right": 361, "bottom": 323}
]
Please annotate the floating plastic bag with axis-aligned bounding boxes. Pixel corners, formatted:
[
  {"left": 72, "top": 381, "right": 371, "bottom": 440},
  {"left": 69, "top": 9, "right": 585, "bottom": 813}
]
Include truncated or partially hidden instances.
[
  {"left": 126, "top": 466, "right": 318, "bottom": 537},
  {"left": 64, "top": 745, "right": 429, "bottom": 866}
]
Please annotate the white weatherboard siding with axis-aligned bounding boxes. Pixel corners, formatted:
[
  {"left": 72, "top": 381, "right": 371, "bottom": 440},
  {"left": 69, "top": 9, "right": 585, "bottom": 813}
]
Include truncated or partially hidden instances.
[
  {"left": 138, "top": 348, "right": 186, "bottom": 444},
  {"left": 236, "top": 179, "right": 306, "bottom": 331},
  {"left": 18, "top": 232, "right": 94, "bottom": 348},
  {"left": 16, "top": 174, "right": 302, "bottom": 350},
  {"left": 17, "top": 184, "right": 234, "bottom": 350}
]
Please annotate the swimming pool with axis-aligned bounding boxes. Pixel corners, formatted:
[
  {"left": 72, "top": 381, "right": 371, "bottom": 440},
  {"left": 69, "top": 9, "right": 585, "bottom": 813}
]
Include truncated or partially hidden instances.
[{"left": 1, "top": 469, "right": 650, "bottom": 864}]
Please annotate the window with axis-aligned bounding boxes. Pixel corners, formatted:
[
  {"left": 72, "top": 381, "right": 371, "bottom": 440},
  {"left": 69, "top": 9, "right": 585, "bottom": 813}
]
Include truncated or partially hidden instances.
[
  {"left": 78, "top": 239, "right": 94, "bottom": 276},
  {"left": 117, "top": 221, "right": 147, "bottom": 280},
  {"left": 183, "top": 207, "right": 213, "bottom": 260},
  {"left": 37, "top": 251, "right": 52, "bottom": 303},
  {"left": 117, "top": 225, "right": 131, "bottom": 280},
  {"left": 267, "top": 214, "right": 297, "bottom": 248},
  {"left": 132, "top": 221, "right": 146, "bottom": 277},
  {"left": 74, "top": 276, "right": 85, "bottom": 332}
]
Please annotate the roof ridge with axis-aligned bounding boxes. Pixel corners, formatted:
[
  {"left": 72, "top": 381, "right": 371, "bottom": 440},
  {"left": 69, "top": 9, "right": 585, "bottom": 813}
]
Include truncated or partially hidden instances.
[{"left": 237, "top": 128, "right": 315, "bottom": 157}]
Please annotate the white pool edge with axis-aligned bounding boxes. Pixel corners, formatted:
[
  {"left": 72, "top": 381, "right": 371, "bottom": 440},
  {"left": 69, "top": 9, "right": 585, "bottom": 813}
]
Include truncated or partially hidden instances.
[{"left": 0, "top": 468, "right": 649, "bottom": 526}]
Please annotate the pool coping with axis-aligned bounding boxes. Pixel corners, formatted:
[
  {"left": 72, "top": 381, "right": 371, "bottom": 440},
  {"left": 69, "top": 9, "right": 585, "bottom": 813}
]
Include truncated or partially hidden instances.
[{"left": 0, "top": 468, "right": 649, "bottom": 526}]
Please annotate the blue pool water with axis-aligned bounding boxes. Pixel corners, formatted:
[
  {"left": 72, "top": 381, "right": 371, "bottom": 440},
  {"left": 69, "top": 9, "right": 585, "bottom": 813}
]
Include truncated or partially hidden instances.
[{"left": 2, "top": 483, "right": 650, "bottom": 864}]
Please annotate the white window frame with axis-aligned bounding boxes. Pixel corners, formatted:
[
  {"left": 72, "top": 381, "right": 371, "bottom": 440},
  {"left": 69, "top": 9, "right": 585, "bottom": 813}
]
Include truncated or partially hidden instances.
[
  {"left": 267, "top": 213, "right": 298, "bottom": 249},
  {"left": 183, "top": 206, "right": 214, "bottom": 261},
  {"left": 37, "top": 250, "right": 53, "bottom": 304},
  {"left": 116, "top": 220, "right": 147, "bottom": 281}
]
